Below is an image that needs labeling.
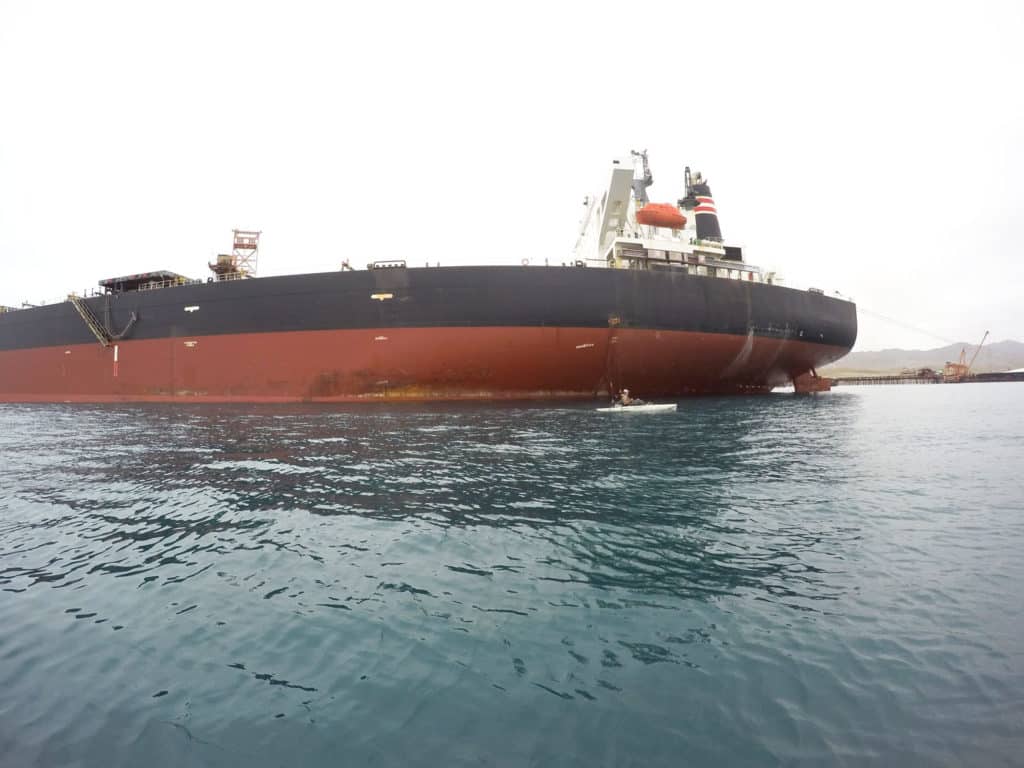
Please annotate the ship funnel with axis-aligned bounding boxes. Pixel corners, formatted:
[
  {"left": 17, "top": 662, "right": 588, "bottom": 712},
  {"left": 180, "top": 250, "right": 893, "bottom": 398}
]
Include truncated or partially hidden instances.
[{"left": 678, "top": 167, "right": 723, "bottom": 242}]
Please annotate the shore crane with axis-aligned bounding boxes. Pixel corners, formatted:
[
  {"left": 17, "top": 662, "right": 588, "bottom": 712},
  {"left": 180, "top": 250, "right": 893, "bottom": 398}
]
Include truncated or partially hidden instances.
[{"left": 943, "top": 330, "right": 989, "bottom": 382}]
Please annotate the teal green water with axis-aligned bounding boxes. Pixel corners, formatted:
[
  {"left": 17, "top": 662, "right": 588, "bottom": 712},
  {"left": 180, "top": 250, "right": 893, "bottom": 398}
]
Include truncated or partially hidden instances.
[{"left": 1, "top": 385, "right": 1022, "bottom": 766}]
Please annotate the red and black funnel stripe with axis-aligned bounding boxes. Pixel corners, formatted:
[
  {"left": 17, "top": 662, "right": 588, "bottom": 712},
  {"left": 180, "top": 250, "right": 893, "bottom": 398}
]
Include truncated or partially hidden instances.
[{"left": 690, "top": 182, "right": 723, "bottom": 241}]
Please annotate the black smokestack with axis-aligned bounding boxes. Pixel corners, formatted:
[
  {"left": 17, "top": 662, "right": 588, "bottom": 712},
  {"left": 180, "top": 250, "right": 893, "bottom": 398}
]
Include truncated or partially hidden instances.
[{"left": 678, "top": 167, "right": 723, "bottom": 242}]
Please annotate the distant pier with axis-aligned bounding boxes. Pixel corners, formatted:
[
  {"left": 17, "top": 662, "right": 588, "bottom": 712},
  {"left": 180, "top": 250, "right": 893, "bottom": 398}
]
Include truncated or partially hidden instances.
[
  {"left": 967, "top": 371, "right": 1024, "bottom": 384},
  {"left": 833, "top": 371, "right": 1024, "bottom": 386},
  {"left": 833, "top": 370, "right": 941, "bottom": 386}
]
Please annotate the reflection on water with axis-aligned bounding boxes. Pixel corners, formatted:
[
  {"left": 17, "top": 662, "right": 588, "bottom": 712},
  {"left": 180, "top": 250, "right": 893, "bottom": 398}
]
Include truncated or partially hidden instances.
[
  {"left": 2, "top": 400, "right": 860, "bottom": 605},
  {"left": 1, "top": 387, "right": 1022, "bottom": 767}
]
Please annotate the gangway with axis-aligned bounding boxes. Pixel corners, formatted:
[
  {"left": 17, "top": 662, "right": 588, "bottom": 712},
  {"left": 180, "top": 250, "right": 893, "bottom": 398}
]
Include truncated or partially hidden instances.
[
  {"left": 68, "top": 295, "right": 137, "bottom": 347},
  {"left": 69, "top": 295, "right": 112, "bottom": 346}
]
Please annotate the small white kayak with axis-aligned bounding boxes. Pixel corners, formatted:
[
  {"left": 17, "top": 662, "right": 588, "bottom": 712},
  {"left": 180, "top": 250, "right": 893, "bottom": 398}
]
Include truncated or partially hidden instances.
[{"left": 596, "top": 403, "right": 677, "bottom": 414}]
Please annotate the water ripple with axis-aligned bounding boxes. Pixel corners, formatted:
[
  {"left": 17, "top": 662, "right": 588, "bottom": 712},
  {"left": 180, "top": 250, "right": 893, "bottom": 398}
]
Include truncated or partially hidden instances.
[{"left": 1, "top": 387, "right": 1023, "bottom": 766}]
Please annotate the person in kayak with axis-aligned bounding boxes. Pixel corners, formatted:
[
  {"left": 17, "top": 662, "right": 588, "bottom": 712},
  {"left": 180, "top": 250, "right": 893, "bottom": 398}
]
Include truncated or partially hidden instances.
[{"left": 615, "top": 388, "right": 644, "bottom": 406}]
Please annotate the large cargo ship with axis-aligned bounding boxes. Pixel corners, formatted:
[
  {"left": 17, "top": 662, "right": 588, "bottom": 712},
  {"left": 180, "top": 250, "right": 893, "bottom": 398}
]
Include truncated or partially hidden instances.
[{"left": 0, "top": 153, "right": 856, "bottom": 402}]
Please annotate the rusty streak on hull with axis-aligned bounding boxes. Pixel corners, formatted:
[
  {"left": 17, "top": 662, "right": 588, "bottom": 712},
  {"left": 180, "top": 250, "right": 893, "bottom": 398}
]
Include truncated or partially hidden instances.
[{"left": 0, "top": 327, "right": 849, "bottom": 403}]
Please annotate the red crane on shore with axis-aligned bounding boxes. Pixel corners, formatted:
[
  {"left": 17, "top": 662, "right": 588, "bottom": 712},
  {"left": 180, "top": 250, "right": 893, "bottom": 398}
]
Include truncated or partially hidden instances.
[{"left": 943, "top": 330, "right": 989, "bottom": 382}]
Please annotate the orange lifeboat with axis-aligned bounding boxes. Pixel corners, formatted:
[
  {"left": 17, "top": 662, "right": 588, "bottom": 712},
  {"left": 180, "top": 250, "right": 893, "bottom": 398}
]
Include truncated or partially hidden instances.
[{"left": 636, "top": 203, "right": 687, "bottom": 229}]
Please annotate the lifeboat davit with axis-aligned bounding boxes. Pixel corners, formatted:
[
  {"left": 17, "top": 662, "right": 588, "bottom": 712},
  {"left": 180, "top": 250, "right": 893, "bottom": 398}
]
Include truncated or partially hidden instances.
[{"left": 636, "top": 203, "right": 687, "bottom": 229}]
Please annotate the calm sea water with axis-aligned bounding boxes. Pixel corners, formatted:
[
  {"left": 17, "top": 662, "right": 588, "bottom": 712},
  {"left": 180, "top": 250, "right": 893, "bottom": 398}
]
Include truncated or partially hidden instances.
[{"left": 1, "top": 385, "right": 1022, "bottom": 767}]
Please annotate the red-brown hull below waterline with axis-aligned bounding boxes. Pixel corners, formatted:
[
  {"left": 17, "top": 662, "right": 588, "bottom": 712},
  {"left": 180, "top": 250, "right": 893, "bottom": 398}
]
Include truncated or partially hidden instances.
[{"left": 0, "top": 327, "right": 849, "bottom": 403}]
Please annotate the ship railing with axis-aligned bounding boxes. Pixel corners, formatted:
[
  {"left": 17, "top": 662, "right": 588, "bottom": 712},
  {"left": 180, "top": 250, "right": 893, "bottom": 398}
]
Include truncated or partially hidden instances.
[
  {"left": 125, "top": 273, "right": 252, "bottom": 292},
  {"left": 19, "top": 295, "right": 78, "bottom": 309},
  {"left": 15, "top": 273, "right": 257, "bottom": 309},
  {"left": 136, "top": 278, "right": 205, "bottom": 291},
  {"left": 117, "top": 273, "right": 253, "bottom": 292},
  {"left": 211, "top": 271, "right": 249, "bottom": 282},
  {"left": 609, "top": 246, "right": 769, "bottom": 283}
]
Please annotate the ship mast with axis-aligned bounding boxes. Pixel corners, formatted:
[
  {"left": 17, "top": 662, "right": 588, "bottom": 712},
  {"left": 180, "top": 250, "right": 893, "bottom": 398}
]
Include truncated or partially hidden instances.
[{"left": 630, "top": 149, "right": 653, "bottom": 208}]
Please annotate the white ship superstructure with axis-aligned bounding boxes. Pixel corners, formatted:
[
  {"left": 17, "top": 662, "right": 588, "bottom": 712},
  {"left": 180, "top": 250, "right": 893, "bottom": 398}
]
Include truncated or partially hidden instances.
[{"left": 573, "top": 151, "right": 781, "bottom": 285}]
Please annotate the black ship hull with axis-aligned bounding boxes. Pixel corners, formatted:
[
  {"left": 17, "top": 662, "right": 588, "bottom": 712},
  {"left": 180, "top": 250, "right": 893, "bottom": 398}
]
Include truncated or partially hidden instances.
[{"left": 0, "top": 266, "right": 856, "bottom": 401}]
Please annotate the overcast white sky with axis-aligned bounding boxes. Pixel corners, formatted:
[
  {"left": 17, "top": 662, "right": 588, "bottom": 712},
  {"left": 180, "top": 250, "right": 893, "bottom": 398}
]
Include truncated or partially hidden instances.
[{"left": 1, "top": 0, "right": 1021, "bottom": 351}]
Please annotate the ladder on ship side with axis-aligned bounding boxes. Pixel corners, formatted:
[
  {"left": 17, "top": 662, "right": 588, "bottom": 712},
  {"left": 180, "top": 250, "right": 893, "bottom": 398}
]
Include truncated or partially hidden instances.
[{"left": 69, "top": 295, "right": 112, "bottom": 346}]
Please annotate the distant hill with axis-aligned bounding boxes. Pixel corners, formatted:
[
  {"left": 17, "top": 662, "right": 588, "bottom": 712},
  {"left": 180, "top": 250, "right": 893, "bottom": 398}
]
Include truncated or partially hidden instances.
[{"left": 822, "top": 339, "right": 1024, "bottom": 375}]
